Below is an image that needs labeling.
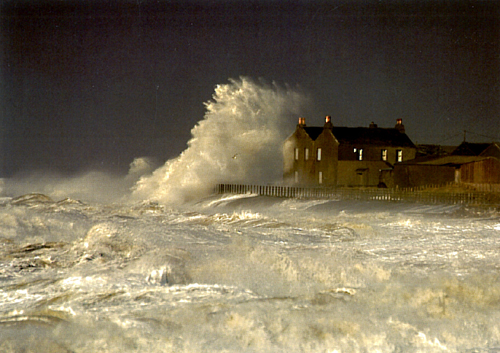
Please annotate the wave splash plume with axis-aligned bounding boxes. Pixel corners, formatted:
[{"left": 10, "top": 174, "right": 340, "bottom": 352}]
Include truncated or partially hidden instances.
[{"left": 132, "top": 77, "right": 305, "bottom": 204}]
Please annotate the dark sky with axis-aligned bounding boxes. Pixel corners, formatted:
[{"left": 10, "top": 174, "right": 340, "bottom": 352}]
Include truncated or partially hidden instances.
[{"left": 1, "top": 0, "right": 499, "bottom": 176}]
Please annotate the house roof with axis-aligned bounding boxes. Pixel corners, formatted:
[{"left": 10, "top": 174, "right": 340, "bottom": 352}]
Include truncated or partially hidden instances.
[
  {"left": 416, "top": 144, "right": 456, "bottom": 157},
  {"left": 451, "top": 142, "right": 493, "bottom": 156},
  {"left": 303, "top": 126, "right": 416, "bottom": 148}
]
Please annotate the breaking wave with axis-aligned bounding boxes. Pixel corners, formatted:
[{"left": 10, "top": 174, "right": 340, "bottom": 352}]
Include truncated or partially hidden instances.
[{"left": 132, "top": 77, "right": 306, "bottom": 204}]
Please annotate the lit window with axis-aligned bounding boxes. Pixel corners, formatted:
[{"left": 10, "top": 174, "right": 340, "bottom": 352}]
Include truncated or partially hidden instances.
[
  {"left": 294, "top": 148, "right": 299, "bottom": 161},
  {"left": 294, "top": 171, "right": 299, "bottom": 183},
  {"left": 381, "top": 149, "right": 388, "bottom": 161},
  {"left": 397, "top": 150, "right": 403, "bottom": 162},
  {"left": 317, "top": 148, "right": 322, "bottom": 161},
  {"left": 304, "top": 148, "right": 309, "bottom": 160},
  {"left": 358, "top": 149, "right": 363, "bottom": 161},
  {"left": 318, "top": 171, "right": 323, "bottom": 184}
]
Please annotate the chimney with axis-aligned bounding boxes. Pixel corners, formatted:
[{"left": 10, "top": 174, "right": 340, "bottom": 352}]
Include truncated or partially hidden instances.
[
  {"left": 297, "top": 117, "right": 306, "bottom": 127},
  {"left": 395, "top": 118, "right": 405, "bottom": 133},
  {"left": 324, "top": 115, "right": 333, "bottom": 129}
]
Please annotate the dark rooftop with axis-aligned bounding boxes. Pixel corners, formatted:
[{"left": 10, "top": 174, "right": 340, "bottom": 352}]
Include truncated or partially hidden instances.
[
  {"left": 451, "top": 142, "right": 494, "bottom": 156},
  {"left": 303, "top": 126, "right": 416, "bottom": 148}
]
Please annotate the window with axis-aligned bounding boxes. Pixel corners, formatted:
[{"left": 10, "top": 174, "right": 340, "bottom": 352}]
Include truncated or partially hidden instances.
[
  {"left": 304, "top": 148, "right": 309, "bottom": 160},
  {"left": 381, "top": 149, "right": 388, "bottom": 161},
  {"left": 397, "top": 150, "right": 403, "bottom": 162},
  {"left": 317, "top": 148, "right": 322, "bottom": 161},
  {"left": 294, "top": 171, "right": 299, "bottom": 183},
  {"left": 354, "top": 147, "right": 363, "bottom": 160},
  {"left": 294, "top": 148, "right": 299, "bottom": 161},
  {"left": 318, "top": 171, "right": 323, "bottom": 184}
]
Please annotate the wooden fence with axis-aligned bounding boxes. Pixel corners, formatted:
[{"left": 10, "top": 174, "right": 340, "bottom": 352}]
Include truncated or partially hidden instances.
[
  {"left": 214, "top": 183, "right": 500, "bottom": 206},
  {"left": 461, "top": 183, "right": 500, "bottom": 193}
]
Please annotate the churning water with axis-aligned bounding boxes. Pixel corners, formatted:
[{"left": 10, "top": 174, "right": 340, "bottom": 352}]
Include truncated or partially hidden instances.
[
  {"left": 2, "top": 78, "right": 500, "bottom": 352},
  {"left": 1, "top": 194, "right": 500, "bottom": 352}
]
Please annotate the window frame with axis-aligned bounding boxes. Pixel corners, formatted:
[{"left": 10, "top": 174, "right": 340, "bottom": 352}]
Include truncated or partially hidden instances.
[
  {"left": 397, "top": 149, "right": 403, "bottom": 162},
  {"left": 381, "top": 149, "right": 388, "bottom": 161}
]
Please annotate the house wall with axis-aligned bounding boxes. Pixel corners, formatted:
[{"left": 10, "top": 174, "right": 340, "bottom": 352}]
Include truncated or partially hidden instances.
[
  {"left": 380, "top": 169, "right": 395, "bottom": 188},
  {"left": 283, "top": 126, "right": 338, "bottom": 186},
  {"left": 283, "top": 127, "right": 313, "bottom": 185},
  {"left": 393, "top": 164, "right": 456, "bottom": 188},
  {"left": 338, "top": 144, "right": 416, "bottom": 164},
  {"left": 315, "top": 129, "right": 339, "bottom": 186},
  {"left": 337, "top": 161, "right": 390, "bottom": 187}
]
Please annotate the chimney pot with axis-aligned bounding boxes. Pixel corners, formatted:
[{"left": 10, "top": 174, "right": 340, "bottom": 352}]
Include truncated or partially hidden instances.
[
  {"left": 395, "top": 119, "right": 405, "bottom": 133},
  {"left": 323, "top": 115, "right": 333, "bottom": 129}
]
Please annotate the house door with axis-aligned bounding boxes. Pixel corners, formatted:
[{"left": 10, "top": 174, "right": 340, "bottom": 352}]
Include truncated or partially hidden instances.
[{"left": 356, "top": 168, "right": 369, "bottom": 186}]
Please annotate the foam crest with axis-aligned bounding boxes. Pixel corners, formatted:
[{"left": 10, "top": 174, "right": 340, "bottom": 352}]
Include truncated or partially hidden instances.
[{"left": 132, "top": 77, "right": 305, "bottom": 204}]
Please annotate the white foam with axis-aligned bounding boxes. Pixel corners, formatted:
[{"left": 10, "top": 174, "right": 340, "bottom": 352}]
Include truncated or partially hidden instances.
[
  {"left": 204, "top": 193, "right": 259, "bottom": 208},
  {"left": 132, "top": 77, "right": 305, "bottom": 205}
]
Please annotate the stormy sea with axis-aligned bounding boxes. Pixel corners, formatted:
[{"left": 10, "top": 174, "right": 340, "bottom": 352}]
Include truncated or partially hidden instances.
[{"left": 2, "top": 78, "right": 500, "bottom": 352}]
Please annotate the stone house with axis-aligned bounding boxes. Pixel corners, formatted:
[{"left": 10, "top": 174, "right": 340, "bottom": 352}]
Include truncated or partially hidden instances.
[{"left": 283, "top": 117, "right": 417, "bottom": 187}]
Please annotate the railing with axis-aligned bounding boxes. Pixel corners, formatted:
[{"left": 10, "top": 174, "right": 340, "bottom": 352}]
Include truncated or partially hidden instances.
[{"left": 214, "top": 183, "right": 500, "bottom": 206}]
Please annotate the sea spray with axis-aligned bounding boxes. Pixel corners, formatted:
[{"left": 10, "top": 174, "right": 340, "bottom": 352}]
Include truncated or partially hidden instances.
[
  {"left": 1, "top": 157, "right": 157, "bottom": 203},
  {"left": 132, "top": 77, "right": 306, "bottom": 204}
]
